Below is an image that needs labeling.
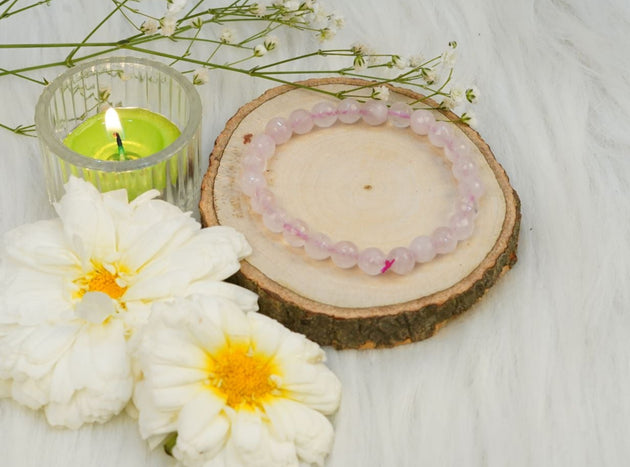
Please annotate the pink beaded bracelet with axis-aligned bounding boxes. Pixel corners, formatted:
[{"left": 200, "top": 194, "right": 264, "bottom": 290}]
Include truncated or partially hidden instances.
[{"left": 238, "top": 99, "right": 484, "bottom": 276}]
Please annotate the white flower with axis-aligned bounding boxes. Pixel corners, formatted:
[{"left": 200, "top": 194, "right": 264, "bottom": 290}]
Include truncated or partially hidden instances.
[
  {"left": 0, "top": 178, "right": 257, "bottom": 429},
  {"left": 391, "top": 55, "right": 407, "bottom": 70},
  {"left": 253, "top": 2, "right": 268, "bottom": 17},
  {"left": 160, "top": 15, "right": 177, "bottom": 37},
  {"left": 192, "top": 68, "right": 209, "bottom": 85},
  {"left": 283, "top": 0, "right": 300, "bottom": 12},
  {"left": 372, "top": 85, "right": 389, "bottom": 101},
  {"left": 317, "top": 27, "right": 335, "bottom": 42},
  {"left": 134, "top": 294, "right": 341, "bottom": 467},
  {"left": 422, "top": 68, "right": 437, "bottom": 84},
  {"left": 449, "top": 86, "right": 465, "bottom": 105},
  {"left": 441, "top": 96, "right": 456, "bottom": 110},
  {"left": 220, "top": 27, "right": 235, "bottom": 44},
  {"left": 253, "top": 44, "right": 267, "bottom": 57},
  {"left": 466, "top": 86, "right": 480, "bottom": 104},
  {"left": 330, "top": 11, "right": 344, "bottom": 29},
  {"left": 441, "top": 49, "right": 457, "bottom": 68},
  {"left": 167, "top": 0, "right": 187, "bottom": 14},
  {"left": 263, "top": 35, "right": 278, "bottom": 51},
  {"left": 141, "top": 19, "right": 159, "bottom": 35},
  {"left": 409, "top": 54, "right": 425, "bottom": 68},
  {"left": 461, "top": 111, "right": 478, "bottom": 128}
]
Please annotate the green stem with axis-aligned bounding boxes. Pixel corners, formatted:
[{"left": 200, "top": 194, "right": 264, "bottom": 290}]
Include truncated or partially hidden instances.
[
  {"left": 64, "top": 0, "right": 130, "bottom": 67},
  {"left": 0, "top": 0, "right": 19, "bottom": 19},
  {"left": 0, "top": 67, "right": 47, "bottom": 85}
]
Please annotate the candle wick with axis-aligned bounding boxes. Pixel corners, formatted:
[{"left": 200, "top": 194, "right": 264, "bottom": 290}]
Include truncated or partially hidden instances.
[{"left": 115, "top": 132, "right": 127, "bottom": 161}]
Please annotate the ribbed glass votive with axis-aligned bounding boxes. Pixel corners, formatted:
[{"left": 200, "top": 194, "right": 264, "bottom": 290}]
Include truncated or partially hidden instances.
[{"left": 35, "top": 56, "right": 202, "bottom": 211}]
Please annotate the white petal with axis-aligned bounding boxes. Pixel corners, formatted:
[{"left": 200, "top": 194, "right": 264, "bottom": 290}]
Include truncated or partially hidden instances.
[
  {"left": 278, "top": 362, "right": 342, "bottom": 415},
  {"left": 74, "top": 291, "right": 115, "bottom": 324},
  {"left": 264, "top": 398, "right": 334, "bottom": 467},
  {"left": 134, "top": 380, "right": 179, "bottom": 439},
  {"left": 54, "top": 178, "right": 118, "bottom": 262},
  {"left": 0, "top": 266, "right": 73, "bottom": 325},
  {"left": 2, "top": 219, "right": 79, "bottom": 272},
  {"left": 175, "top": 391, "right": 230, "bottom": 462},
  {"left": 185, "top": 282, "right": 259, "bottom": 313}
]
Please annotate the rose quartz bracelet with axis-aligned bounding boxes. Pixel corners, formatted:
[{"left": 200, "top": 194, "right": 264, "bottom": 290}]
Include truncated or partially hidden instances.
[{"left": 238, "top": 99, "right": 484, "bottom": 276}]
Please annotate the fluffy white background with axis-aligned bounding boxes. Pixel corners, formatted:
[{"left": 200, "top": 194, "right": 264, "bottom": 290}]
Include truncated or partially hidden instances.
[{"left": 1, "top": 0, "right": 629, "bottom": 465}]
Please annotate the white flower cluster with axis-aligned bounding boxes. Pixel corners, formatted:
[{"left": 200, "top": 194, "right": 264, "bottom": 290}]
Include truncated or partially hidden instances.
[{"left": 0, "top": 178, "right": 342, "bottom": 467}]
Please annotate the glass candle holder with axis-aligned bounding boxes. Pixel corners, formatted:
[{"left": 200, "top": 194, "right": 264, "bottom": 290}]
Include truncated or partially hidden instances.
[{"left": 35, "top": 56, "right": 202, "bottom": 211}]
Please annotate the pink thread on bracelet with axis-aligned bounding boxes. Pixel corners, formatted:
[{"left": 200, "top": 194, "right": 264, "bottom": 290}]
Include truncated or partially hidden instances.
[{"left": 238, "top": 98, "right": 485, "bottom": 276}]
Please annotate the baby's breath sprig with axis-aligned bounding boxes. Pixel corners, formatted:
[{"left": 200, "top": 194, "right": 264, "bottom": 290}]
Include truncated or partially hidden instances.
[{"left": 0, "top": 0, "right": 479, "bottom": 135}]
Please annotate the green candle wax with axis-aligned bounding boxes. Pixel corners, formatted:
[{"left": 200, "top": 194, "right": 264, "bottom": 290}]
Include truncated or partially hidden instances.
[
  {"left": 61, "top": 108, "right": 182, "bottom": 200},
  {"left": 64, "top": 108, "right": 180, "bottom": 160}
]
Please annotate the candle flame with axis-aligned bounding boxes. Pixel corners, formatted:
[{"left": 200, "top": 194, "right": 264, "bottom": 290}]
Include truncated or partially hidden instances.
[{"left": 105, "top": 108, "right": 123, "bottom": 136}]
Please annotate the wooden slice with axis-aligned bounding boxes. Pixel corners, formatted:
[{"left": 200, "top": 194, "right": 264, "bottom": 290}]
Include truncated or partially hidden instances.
[{"left": 200, "top": 78, "right": 520, "bottom": 349}]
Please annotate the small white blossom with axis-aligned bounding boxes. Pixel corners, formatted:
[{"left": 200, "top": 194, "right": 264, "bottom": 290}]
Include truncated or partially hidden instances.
[
  {"left": 422, "top": 68, "right": 437, "bottom": 84},
  {"left": 190, "top": 17, "right": 203, "bottom": 29},
  {"left": 372, "top": 85, "right": 390, "bottom": 101},
  {"left": 353, "top": 54, "right": 367, "bottom": 71},
  {"left": 392, "top": 55, "right": 407, "bottom": 69},
  {"left": 283, "top": 0, "right": 300, "bottom": 12},
  {"left": 351, "top": 42, "right": 369, "bottom": 55},
  {"left": 449, "top": 87, "right": 465, "bottom": 105},
  {"left": 167, "top": 0, "right": 187, "bottom": 14},
  {"left": 253, "top": 2, "right": 268, "bottom": 17},
  {"left": 331, "top": 11, "right": 345, "bottom": 29},
  {"left": 253, "top": 44, "right": 267, "bottom": 57},
  {"left": 441, "top": 96, "right": 456, "bottom": 110},
  {"left": 466, "top": 86, "right": 480, "bottom": 104},
  {"left": 409, "top": 54, "right": 425, "bottom": 68},
  {"left": 160, "top": 15, "right": 177, "bottom": 37},
  {"left": 317, "top": 27, "right": 335, "bottom": 42},
  {"left": 220, "top": 27, "right": 235, "bottom": 44},
  {"left": 140, "top": 19, "right": 159, "bottom": 35},
  {"left": 461, "top": 111, "right": 478, "bottom": 127},
  {"left": 263, "top": 35, "right": 278, "bottom": 51},
  {"left": 192, "top": 68, "right": 209, "bottom": 85},
  {"left": 441, "top": 49, "right": 457, "bottom": 68}
]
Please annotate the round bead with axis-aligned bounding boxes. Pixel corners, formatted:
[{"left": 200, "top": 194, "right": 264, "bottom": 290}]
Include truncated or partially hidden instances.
[
  {"left": 444, "top": 137, "right": 471, "bottom": 162},
  {"left": 241, "top": 150, "right": 266, "bottom": 173},
  {"left": 459, "top": 177, "right": 485, "bottom": 200},
  {"left": 386, "top": 247, "right": 416, "bottom": 275},
  {"left": 454, "top": 196, "right": 478, "bottom": 217},
  {"left": 282, "top": 219, "right": 309, "bottom": 247},
  {"left": 250, "top": 187, "right": 276, "bottom": 214},
  {"left": 238, "top": 170, "right": 266, "bottom": 197},
  {"left": 389, "top": 102, "right": 412, "bottom": 128},
  {"left": 265, "top": 117, "right": 292, "bottom": 144},
  {"left": 362, "top": 101, "right": 388, "bottom": 126},
  {"left": 330, "top": 241, "right": 359, "bottom": 269},
  {"left": 337, "top": 98, "right": 362, "bottom": 124},
  {"left": 262, "top": 207, "right": 288, "bottom": 233},
  {"left": 449, "top": 212, "right": 475, "bottom": 240},
  {"left": 409, "top": 109, "right": 435, "bottom": 135},
  {"left": 288, "top": 108, "right": 314, "bottom": 135},
  {"left": 452, "top": 157, "right": 478, "bottom": 180},
  {"left": 249, "top": 134, "right": 276, "bottom": 159},
  {"left": 428, "top": 121, "right": 455, "bottom": 148},
  {"left": 304, "top": 232, "right": 333, "bottom": 260},
  {"left": 409, "top": 235, "right": 436, "bottom": 263},
  {"left": 358, "top": 247, "right": 386, "bottom": 275},
  {"left": 431, "top": 226, "right": 457, "bottom": 254},
  {"left": 311, "top": 101, "right": 338, "bottom": 128}
]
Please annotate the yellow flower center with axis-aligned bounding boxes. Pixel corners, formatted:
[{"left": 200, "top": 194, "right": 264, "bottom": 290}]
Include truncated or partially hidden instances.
[
  {"left": 75, "top": 262, "right": 128, "bottom": 301},
  {"left": 209, "top": 346, "right": 278, "bottom": 409}
]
